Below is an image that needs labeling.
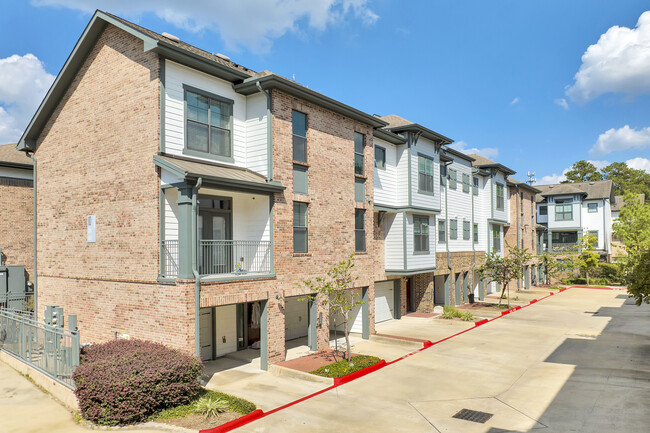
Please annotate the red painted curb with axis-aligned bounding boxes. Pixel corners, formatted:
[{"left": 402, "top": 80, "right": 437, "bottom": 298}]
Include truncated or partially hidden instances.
[
  {"left": 333, "top": 359, "right": 387, "bottom": 386},
  {"left": 474, "top": 318, "right": 489, "bottom": 326},
  {"left": 530, "top": 299, "right": 538, "bottom": 304},
  {"left": 549, "top": 292, "right": 554, "bottom": 295},
  {"left": 559, "top": 288, "right": 567, "bottom": 292},
  {"left": 200, "top": 409, "right": 264, "bottom": 433},
  {"left": 501, "top": 310, "right": 510, "bottom": 315},
  {"left": 422, "top": 340, "right": 434, "bottom": 349},
  {"left": 571, "top": 285, "right": 627, "bottom": 291}
]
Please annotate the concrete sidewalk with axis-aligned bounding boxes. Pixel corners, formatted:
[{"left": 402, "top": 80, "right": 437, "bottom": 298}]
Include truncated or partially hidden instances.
[{"left": 236, "top": 288, "right": 650, "bottom": 432}]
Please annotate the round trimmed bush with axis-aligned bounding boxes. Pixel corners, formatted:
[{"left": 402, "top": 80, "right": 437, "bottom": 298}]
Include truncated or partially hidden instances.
[{"left": 73, "top": 339, "right": 203, "bottom": 425}]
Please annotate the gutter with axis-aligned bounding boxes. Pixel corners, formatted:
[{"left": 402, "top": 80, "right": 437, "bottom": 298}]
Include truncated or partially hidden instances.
[
  {"left": 191, "top": 177, "right": 203, "bottom": 358},
  {"left": 26, "top": 152, "right": 37, "bottom": 318}
]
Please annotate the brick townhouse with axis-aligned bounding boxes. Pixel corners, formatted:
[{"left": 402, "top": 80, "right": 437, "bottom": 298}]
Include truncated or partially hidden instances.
[
  {"left": 16, "top": 10, "right": 388, "bottom": 369},
  {"left": 0, "top": 143, "right": 33, "bottom": 278}
]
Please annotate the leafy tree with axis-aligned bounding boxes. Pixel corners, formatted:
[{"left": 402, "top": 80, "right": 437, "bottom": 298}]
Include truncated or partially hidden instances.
[
  {"left": 537, "top": 252, "right": 560, "bottom": 285},
  {"left": 572, "top": 234, "right": 600, "bottom": 285},
  {"left": 478, "top": 244, "right": 532, "bottom": 307},
  {"left": 624, "top": 250, "right": 650, "bottom": 305},
  {"left": 561, "top": 160, "right": 602, "bottom": 183},
  {"left": 300, "top": 255, "right": 363, "bottom": 363},
  {"left": 601, "top": 162, "right": 650, "bottom": 197},
  {"left": 612, "top": 193, "right": 650, "bottom": 256}
]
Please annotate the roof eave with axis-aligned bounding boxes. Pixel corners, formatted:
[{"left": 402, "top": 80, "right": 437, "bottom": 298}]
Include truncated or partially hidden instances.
[
  {"left": 0, "top": 161, "right": 33, "bottom": 170},
  {"left": 234, "top": 75, "right": 388, "bottom": 128},
  {"left": 373, "top": 129, "right": 407, "bottom": 145},
  {"left": 386, "top": 123, "right": 453, "bottom": 145},
  {"left": 477, "top": 163, "right": 516, "bottom": 176}
]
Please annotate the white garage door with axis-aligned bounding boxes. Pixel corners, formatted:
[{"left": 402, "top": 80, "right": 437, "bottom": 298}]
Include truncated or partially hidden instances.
[
  {"left": 375, "top": 281, "right": 395, "bottom": 324},
  {"left": 329, "top": 289, "right": 364, "bottom": 334},
  {"left": 285, "top": 297, "right": 309, "bottom": 341}
]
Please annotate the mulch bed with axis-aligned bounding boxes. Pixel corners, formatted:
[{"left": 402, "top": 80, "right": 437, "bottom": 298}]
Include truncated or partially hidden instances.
[
  {"left": 277, "top": 349, "right": 357, "bottom": 373},
  {"left": 456, "top": 302, "right": 500, "bottom": 310},
  {"left": 158, "top": 412, "right": 241, "bottom": 430}
]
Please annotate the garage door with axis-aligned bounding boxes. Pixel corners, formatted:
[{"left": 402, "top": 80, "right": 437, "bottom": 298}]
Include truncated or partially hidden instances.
[
  {"left": 329, "top": 289, "right": 363, "bottom": 334},
  {"left": 285, "top": 297, "right": 309, "bottom": 341},
  {"left": 375, "top": 281, "right": 395, "bottom": 324}
]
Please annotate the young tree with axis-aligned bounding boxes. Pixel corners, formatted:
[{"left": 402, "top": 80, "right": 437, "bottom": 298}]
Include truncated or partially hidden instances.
[
  {"left": 573, "top": 233, "right": 600, "bottom": 285},
  {"left": 478, "top": 245, "right": 532, "bottom": 307},
  {"left": 300, "top": 255, "right": 363, "bottom": 363},
  {"left": 624, "top": 250, "right": 650, "bottom": 305},
  {"left": 537, "top": 252, "right": 560, "bottom": 285},
  {"left": 561, "top": 160, "right": 603, "bottom": 183},
  {"left": 612, "top": 193, "right": 650, "bottom": 256}
]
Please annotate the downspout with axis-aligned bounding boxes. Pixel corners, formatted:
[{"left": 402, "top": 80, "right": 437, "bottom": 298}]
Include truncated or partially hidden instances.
[
  {"left": 471, "top": 169, "right": 476, "bottom": 301},
  {"left": 256, "top": 82, "right": 273, "bottom": 181},
  {"left": 192, "top": 177, "right": 203, "bottom": 358},
  {"left": 444, "top": 160, "right": 453, "bottom": 303},
  {"left": 516, "top": 185, "right": 520, "bottom": 290},
  {"left": 26, "top": 152, "right": 37, "bottom": 318},
  {"left": 603, "top": 198, "right": 607, "bottom": 257}
]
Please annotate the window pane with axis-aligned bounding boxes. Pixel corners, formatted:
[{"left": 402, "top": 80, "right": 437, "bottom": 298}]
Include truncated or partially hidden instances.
[
  {"left": 210, "top": 99, "right": 231, "bottom": 129},
  {"left": 293, "top": 165, "right": 308, "bottom": 195},
  {"left": 355, "top": 154, "right": 364, "bottom": 175},
  {"left": 463, "top": 174, "right": 470, "bottom": 193},
  {"left": 354, "top": 132, "right": 364, "bottom": 154},
  {"left": 474, "top": 223, "right": 479, "bottom": 243},
  {"left": 292, "top": 111, "right": 306, "bottom": 137},
  {"left": 294, "top": 202, "right": 307, "bottom": 227},
  {"left": 355, "top": 178, "right": 365, "bottom": 202},
  {"left": 374, "top": 147, "right": 386, "bottom": 169},
  {"left": 293, "top": 136, "right": 307, "bottom": 162},
  {"left": 187, "top": 121, "right": 209, "bottom": 152},
  {"left": 294, "top": 228, "right": 308, "bottom": 253},
  {"left": 294, "top": 202, "right": 308, "bottom": 253},
  {"left": 355, "top": 230, "right": 366, "bottom": 252},
  {"left": 187, "top": 103, "right": 209, "bottom": 124},
  {"left": 355, "top": 209, "right": 364, "bottom": 230},
  {"left": 210, "top": 127, "right": 231, "bottom": 157}
]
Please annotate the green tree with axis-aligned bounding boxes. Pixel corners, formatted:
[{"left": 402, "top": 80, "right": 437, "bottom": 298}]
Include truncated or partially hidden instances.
[
  {"left": 537, "top": 251, "right": 560, "bottom": 285},
  {"left": 600, "top": 162, "right": 650, "bottom": 197},
  {"left": 478, "top": 244, "right": 533, "bottom": 307},
  {"left": 572, "top": 234, "right": 600, "bottom": 285},
  {"left": 624, "top": 250, "right": 650, "bottom": 305},
  {"left": 612, "top": 193, "right": 650, "bottom": 256},
  {"left": 300, "top": 255, "right": 363, "bottom": 362},
  {"left": 561, "top": 160, "right": 602, "bottom": 183}
]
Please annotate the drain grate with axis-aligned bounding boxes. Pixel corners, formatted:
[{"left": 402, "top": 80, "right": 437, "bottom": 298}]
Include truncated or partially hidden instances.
[{"left": 452, "top": 408, "right": 494, "bottom": 424}]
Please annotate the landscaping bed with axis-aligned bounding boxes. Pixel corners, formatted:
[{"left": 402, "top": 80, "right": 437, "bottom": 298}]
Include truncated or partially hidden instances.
[{"left": 310, "top": 355, "right": 382, "bottom": 378}]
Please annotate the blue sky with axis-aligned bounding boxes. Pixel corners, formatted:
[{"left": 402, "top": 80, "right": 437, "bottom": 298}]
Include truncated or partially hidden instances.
[{"left": 1, "top": 1, "right": 650, "bottom": 184}]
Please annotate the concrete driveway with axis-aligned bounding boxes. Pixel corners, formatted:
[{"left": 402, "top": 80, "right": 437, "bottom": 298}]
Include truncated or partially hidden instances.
[{"left": 237, "top": 288, "right": 650, "bottom": 432}]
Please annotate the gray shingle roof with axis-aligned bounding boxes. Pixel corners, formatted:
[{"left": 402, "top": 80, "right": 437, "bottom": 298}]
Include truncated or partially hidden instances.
[
  {"left": 611, "top": 194, "right": 645, "bottom": 211},
  {"left": 0, "top": 143, "right": 32, "bottom": 168},
  {"left": 468, "top": 153, "right": 516, "bottom": 175},
  {"left": 506, "top": 176, "right": 540, "bottom": 193},
  {"left": 534, "top": 180, "right": 614, "bottom": 202}
]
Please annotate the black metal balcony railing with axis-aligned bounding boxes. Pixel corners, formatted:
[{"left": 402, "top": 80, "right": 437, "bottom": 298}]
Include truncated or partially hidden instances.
[{"left": 161, "top": 240, "right": 272, "bottom": 278}]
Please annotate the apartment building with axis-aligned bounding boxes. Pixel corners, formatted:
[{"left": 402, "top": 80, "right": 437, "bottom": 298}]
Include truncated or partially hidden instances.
[
  {"left": 0, "top": 143, "right": 33, "bottom": 277},
  {"left": 16, "top": 11, "right": 389, "bottom": 369},
  {"left": 535, "top": 180, "right": 614, "bottom": 261}
]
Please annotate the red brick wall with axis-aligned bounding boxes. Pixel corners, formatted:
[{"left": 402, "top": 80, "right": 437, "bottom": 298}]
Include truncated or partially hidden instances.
[{"left": 0, "top": 177, "right": 34, "bottom": 278}]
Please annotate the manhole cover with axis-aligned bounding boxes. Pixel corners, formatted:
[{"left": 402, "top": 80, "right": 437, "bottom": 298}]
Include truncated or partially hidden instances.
[{"left": 452, "top": 408, "right": 494, "bottom": 424}]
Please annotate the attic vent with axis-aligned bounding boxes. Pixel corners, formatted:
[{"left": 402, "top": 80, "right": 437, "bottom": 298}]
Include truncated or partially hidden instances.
[
  {"left": 162, "top": 32, "right": 180, "bottom": 43},
  {"left": 216, "top": 53, "right": 231, "bottom": 61}
]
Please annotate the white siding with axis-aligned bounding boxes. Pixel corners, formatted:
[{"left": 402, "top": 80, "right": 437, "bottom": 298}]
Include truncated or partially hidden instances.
[
  {"left": 395, "top": 145, "right": 409, "bottom": 207},
  {"left": 373, "top": 138, "right": 398, "bottom": 206},
  {"left": 410, "top": 137, "right": 440, "bottom": 210},
  {"left": 165, "top": 60, "right": 269, "bottom": 173},
  {"left": 492, "top": 172, "right": 509, "bottom": 222},
  {"left": 582, "top": 200, "right": 605, "bottom": 249},
  {"left": 384, "top": 212, "right": 404, "bottom": 270},
  {"left": 547, "top": 194, "right": 581, "bottom": 230},
  {"left": 164, "top": 188, "right": 179, "bottom": 241},
  {"left": 444, "top": 157, "right": 474, "bottom": 253}
]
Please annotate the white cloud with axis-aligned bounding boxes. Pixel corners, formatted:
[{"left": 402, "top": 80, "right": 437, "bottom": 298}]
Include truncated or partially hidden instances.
[
  {"left": 0, "top": 54, "right": 55, "bottom": 144},
  {"left": 537, "top": 171, "right": 568, "bottom": 185},
  {"left": 590, "top": 125, "right": 650, "bottom": 156},
  {"left": 626, "top": 157, "right": 650, "bottom": 173},
  {"left": 32, "top": 0, "right": 378, "bottom": 52},
  {"left": 510, "top": 97, "right": 519, "bottom": 105},
  {"left": 554, "top": 98, "right": 569, "bottom": 110},
  {"left": 448, "top": 140, "right": 499, "bottom": 159},
  {"left": 566, "top": 11, "right": 650, "bottom": 103}
]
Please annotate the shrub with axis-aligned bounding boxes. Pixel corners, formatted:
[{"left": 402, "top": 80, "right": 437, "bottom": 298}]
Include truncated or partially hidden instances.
[
  {"left": 311, "top": 355, "right": 381, "bottom": 378},
  {"left": 195, "top": 396, "right": 229, "bottom": 418},
  {"left": 460, "top": 311, "right": 474, "bottom": 321},
  {"left": 593, "top": 263, "right": 621, "bottom": 283},
  {"left": 151, "top": 389, "right": 256, "bottom": 421},
  {"left": 73, "top": 339, "right": 203, "bottom": 426},
  {"left": 562, "top": 277, "right": 587, "bottom": 285},
  {"left": 441, "top": 305, "right": 462, "bottom": 319}
]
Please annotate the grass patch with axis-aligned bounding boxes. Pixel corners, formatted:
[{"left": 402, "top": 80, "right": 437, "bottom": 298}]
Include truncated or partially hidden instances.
[
  {"left": 150, "top": 389, "right": 256, "bottom": 422},
  {"left": 459, "top": 311, "right": 475, "bottom": 321},
  {"left": 441, "top": 305, "right": 462, "bottom": 319},
  {"left": 549, "top": 286, "right": 562, "bottom": 290},
  {"left": 310, "top": 355, "right": 381, "bottom": 378}
]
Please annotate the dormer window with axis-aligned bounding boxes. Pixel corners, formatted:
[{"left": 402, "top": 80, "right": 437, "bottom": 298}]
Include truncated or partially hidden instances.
[{"left": 184, "top": 86, "right": 233, "bottom": 161}]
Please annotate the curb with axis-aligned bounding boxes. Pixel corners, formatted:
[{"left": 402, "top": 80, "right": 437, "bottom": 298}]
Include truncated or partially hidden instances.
[
  {"left": 333, "top": 359, "right": 388, "bottom": 386},
  {"left": 268, "top": 364, "right": 334, "bottom": 385}
]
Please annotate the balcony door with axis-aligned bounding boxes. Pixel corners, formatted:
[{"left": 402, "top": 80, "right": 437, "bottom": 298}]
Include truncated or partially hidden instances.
[{"left": 198, "top": 196, "right": 232, "bottom": 275}]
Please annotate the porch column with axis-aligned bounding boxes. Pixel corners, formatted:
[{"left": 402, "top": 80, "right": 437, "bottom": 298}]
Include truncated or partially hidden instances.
[
  {"left": 479, "top": 277, "right": 484, "bottom": 301},
  {"left": 260, "top": 299, "right": 268, "bottom": 370},
  {"left": 176, "top": 183, "right": 194, "bottom": 279},
  {"left": 443, "top": 273, "right": 451, "bottom": 306},
  {"left": 362, "top": 286, "right": 370, "bottom": 340},
  {"left": 309, "top": 298, "right": 318, "bottom": 350},
  {"left": 548, "top": 230, "right": 553, "bottom": 254}
]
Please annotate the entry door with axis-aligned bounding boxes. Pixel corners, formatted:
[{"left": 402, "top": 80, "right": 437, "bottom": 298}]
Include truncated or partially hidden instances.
[
  {"left": 199, "top": 211, "right": 232, "bottom": 275},
  {"left": 199, "top": 308, "right": 213, "bottom": 361},
  {"left": 375, "top": 282, "right": 395, "bottom": 324}
]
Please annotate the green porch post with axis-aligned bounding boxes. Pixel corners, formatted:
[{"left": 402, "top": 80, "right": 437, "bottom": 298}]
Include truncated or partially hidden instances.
[
  {"left": 362, "top": 286, "right": 370, "bottom": 339},
  {"left": 444, "top": 274, "right": 451, "bottom": 306},
  {"left": 260, "top": 300, "right": 268, "bottom": 370},
  {"left": 176, "top": 184, "right": 194, "bottom": 279},
  {"left": 479, "top": 278, "right": 484, "bottom": 301}
]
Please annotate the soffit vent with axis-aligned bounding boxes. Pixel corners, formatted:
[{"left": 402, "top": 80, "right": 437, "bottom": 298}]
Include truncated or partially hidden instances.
[
  {"left": 162, "top": 32, "right": 180, "bottom": 43},
  {"left": 452, "top": 408, "right": 494, "bottom": 424}
]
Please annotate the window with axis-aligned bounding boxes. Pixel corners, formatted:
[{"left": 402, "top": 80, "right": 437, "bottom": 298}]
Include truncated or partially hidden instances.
[
  {"left": 418, "top": 155, "right": 434, "bottom": 194},
  {"left": 292, "top": 111, "right": 307, "bottom": 162},
  {"left": 555, "top": 203, "right": 573, "bottom": 221},
  {"left": 354, "top": 132, "right": 364, "bottom": 175},
  {"left": 185, "top": 88, "right": 233, "bottom": 159},
  {"left": 473, "top": 223, "right": 479, "bottom": 244},
  {"left": 588, "top": 203, "right": 598, "bottom": 213},
  {"left": 462, "top": 173, "right": 470, "bottom": 193},
  {"left": 374, "top": 146, "right": 386, "bottom": 169},
  {"left": 473, "top": 177, "right": 479, "bottom": 196},
  {"left": 438, "top": 220, "right": 446, "bottom": 243},
  {"left": 355, "top": 178, "right": 365, "bottom": 202},
  {"left": 449, "top": 169, "right": 457, "bottom": 190},
  {"left": 496, "top": 183, "right": 504, "bottom": 210},
  {"left": 492, "top": 226, "right": 501, "bottom": 252},
  {"left": 552, "top": 231, "right": 577, "bottom": 245},
  {"left": 463, "top": 220, "right": 470, "bottom": 240},
  {"left": 587, "top": 230, "right": 599, "bottom": 246},
  {"left": 293, "top": 202, "right": 308, "bottom": 253},
  {"left": 355, "top": 209, "right": 366, "bottom": 252},
  {"left": 539, "top": 205, "right": 547, "bottom": 216},
  {"left": 450, "top": 219, "right": 458, "bottom": 240},
  {"left": 293, "top": 164, "right": 308, "bottom": 194},
  {"left": 440, "top": 163, "right": 447, "bottom": 186},
  {"left": 413, "top": 215, "right": 429, "bottom": 253}
]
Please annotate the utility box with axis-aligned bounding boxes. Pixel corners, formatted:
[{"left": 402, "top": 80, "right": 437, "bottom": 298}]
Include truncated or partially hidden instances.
[
  {"left": 45, "top": 305, "right": 65, "bottom": 328},
  {"left": 0, "top": 265, "right": 27, "bottom": 310}
]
